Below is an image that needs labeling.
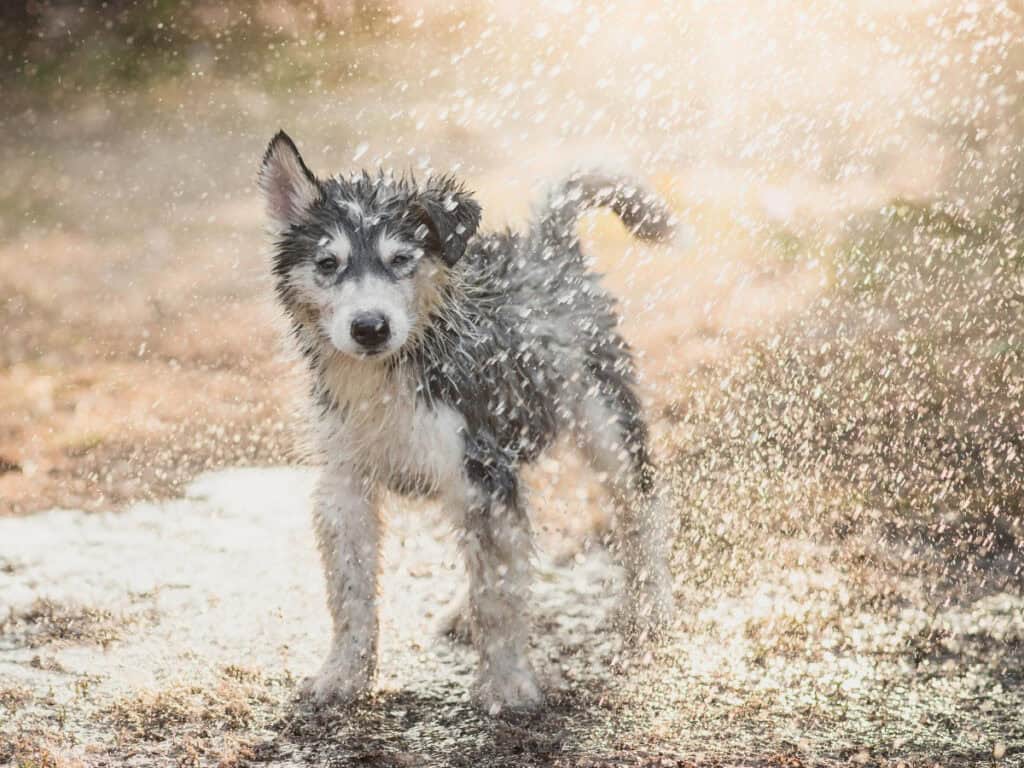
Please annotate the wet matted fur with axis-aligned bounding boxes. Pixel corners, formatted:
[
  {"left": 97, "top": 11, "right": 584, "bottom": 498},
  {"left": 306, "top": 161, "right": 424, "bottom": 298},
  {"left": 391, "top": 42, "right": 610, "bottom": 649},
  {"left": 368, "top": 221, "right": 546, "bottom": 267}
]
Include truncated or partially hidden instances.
[{"left": 258, "top": 130, "right": 676, "bottom": 714}]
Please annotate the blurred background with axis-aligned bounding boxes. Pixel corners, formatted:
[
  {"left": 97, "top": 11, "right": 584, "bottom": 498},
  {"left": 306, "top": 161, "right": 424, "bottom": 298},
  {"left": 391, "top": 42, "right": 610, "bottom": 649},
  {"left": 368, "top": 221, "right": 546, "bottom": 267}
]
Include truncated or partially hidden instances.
[{"left": 2, "top": 1, "right": 1024, "bottom": 766}]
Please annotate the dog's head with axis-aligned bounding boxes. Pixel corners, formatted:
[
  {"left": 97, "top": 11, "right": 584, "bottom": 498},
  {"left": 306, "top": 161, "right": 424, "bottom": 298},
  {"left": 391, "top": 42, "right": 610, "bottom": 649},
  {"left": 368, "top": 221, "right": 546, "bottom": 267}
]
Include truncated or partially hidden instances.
[{"left": 258, "top": 131, "right": 481, "bottom": 359}]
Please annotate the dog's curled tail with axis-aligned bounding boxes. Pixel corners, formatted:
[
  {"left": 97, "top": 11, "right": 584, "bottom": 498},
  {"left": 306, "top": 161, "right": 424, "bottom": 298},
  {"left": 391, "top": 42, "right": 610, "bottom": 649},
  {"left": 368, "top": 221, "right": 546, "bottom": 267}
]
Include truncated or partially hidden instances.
[{"left": 536, "top": 171, "right": 677, "bottom": 247}]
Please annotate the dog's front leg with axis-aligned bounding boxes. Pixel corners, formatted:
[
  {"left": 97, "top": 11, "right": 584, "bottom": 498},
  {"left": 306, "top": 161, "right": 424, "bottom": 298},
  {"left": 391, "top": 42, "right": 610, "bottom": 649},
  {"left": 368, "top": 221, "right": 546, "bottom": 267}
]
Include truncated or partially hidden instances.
[
  {"left": 303, "top": 464, "right": 380, "bottom": 706},
  {"left": 453, "top": 466, "right": 542, "bottom": 714}
]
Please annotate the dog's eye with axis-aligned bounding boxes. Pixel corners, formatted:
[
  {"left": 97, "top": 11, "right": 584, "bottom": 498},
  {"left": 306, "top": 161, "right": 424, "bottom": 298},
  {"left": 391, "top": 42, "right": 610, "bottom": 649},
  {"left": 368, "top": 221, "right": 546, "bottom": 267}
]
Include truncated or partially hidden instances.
[
  {"left": 315, "top": 256, "right": 339, "bottom": 274},
  {"left": 390, "top": 252, "right": 415, "bottom": 269}
]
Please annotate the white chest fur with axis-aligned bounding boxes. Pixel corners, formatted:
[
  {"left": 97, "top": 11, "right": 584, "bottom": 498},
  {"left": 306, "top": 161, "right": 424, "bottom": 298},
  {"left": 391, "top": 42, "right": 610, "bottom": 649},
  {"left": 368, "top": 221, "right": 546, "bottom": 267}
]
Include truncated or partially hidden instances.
[{"left": 317, "top": 356, "right": 467, "bottom": 494}]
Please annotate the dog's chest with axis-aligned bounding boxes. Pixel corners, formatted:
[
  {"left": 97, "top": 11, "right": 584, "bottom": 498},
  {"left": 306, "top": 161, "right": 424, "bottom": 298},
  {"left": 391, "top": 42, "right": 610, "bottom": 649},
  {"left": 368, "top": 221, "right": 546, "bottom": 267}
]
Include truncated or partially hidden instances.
[{"left": 321, "top": 360, "right": 466, "bottom": 493}]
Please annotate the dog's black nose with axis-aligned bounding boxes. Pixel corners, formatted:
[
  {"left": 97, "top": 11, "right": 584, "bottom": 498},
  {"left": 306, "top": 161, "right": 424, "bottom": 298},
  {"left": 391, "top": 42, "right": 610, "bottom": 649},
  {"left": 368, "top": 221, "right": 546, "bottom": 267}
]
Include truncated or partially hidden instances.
[{"left": 350, "top": 312, "right": 391, "bottom": 350}]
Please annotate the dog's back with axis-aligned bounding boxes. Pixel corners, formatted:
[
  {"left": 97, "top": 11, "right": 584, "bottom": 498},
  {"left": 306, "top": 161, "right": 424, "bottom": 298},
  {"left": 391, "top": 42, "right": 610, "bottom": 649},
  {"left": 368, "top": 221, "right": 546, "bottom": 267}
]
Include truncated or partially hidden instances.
[{"left": 405, "top": 172, "right": 675, "bottom": 476}]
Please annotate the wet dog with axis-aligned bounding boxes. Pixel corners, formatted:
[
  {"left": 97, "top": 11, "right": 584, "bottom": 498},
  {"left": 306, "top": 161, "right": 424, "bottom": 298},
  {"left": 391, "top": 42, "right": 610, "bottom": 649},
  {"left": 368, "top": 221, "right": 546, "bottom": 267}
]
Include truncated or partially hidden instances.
[{"left": 258, "top": 131, "right": 676, "bottom": 714}]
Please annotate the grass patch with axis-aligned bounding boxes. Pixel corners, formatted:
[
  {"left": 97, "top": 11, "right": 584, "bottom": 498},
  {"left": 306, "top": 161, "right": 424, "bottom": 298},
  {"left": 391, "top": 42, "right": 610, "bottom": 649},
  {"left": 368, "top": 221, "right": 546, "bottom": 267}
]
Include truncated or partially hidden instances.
[
  {"left": 103, "top": 669, "right": 286, "bottom": 765},
  {"left": 1, "top": 598, "right": 123, "bottom": 649},
  {"left": 0, "top": 685, "right": 32, "bottom": 712}
]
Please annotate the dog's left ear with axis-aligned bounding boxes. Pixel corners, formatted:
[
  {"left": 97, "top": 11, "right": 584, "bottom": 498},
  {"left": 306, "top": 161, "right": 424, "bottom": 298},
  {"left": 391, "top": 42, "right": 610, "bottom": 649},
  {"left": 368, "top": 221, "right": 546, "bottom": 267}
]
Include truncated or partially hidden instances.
[
  {"left": 258, "top": 130, "right": 321, "bottom": 232},
  {"left": 413, "top": 177, "right": 482, "bottom": 266}
]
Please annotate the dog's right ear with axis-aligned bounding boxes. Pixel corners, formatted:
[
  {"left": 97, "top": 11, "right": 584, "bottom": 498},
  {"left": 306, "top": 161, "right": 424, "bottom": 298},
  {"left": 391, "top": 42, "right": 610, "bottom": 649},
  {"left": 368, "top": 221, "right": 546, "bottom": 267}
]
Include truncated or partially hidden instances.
[
  {"left": 258, "top": 131, "right": 321, "bottom": 232},
  {"left": 412, "top": 176, "right": 482, "bottom": 267}
]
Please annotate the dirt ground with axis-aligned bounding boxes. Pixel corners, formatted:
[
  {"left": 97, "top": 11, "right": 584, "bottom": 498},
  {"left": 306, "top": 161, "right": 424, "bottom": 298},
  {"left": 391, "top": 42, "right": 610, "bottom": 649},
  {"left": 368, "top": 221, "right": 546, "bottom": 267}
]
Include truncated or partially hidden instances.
[
  {"left": 2, "top": 466, "right": 1022, "bottom": 767},
  {"left": 2, "top": 1, "right": 1024, "bottom": 766}
]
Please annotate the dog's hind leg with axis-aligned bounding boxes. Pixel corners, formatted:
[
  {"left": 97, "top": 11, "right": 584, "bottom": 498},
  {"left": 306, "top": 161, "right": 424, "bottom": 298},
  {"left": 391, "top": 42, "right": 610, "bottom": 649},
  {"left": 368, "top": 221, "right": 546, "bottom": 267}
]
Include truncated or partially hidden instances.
[
  {"left": 303, "top": 464, "right": 380, "bottom": 706},
  {"left": 574, "top": 381, "right": 675, "bottom": 638},
  {"left": 450, "top": 447, "right": 542, "bottom": 714},
  {"left": 434, "top": 582, "right": 473, "bottom": 644}
]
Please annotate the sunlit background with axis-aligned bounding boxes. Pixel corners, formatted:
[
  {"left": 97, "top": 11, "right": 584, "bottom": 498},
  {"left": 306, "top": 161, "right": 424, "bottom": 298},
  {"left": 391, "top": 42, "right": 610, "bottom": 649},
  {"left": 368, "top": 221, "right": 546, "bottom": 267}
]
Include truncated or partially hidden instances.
[{"left": 1, "top": 1, "right": 1023, "bottom": 766}]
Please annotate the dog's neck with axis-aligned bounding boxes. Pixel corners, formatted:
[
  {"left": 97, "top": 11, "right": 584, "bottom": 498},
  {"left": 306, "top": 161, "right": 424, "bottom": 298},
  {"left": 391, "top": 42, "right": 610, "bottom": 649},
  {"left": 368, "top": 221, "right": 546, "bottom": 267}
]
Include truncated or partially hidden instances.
[{"left": 318, "top": 350, "right": 409, "bottom": 411}]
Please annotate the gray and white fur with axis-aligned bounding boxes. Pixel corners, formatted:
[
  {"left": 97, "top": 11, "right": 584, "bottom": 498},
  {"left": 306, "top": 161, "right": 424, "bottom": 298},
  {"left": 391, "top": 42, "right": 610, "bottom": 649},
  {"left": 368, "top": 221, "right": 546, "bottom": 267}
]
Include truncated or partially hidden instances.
[{"left": 258, "top": 131, "right": 676, "bottom": 715}]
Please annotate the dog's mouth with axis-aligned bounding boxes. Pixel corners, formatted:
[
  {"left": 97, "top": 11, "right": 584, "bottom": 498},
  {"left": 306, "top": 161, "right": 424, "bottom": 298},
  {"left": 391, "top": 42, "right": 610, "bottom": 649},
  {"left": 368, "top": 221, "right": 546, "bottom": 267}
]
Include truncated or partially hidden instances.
[{"left": 346, "top": 337, "right": 406, "bottom": 360}]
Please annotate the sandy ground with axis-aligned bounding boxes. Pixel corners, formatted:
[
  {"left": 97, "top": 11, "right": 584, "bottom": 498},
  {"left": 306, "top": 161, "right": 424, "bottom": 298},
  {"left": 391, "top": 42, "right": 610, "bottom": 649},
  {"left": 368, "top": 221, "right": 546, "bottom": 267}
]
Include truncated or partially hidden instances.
[{"left": 2, "top": 467, "right": 1022, "bottom": 766}]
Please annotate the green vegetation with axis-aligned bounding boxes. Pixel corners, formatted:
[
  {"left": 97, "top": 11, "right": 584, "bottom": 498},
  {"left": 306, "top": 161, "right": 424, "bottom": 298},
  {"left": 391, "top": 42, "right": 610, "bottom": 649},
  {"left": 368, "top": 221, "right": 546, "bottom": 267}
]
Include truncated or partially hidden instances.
[{"left": 1, "top": 1, "right": 402, "bottom": 93}]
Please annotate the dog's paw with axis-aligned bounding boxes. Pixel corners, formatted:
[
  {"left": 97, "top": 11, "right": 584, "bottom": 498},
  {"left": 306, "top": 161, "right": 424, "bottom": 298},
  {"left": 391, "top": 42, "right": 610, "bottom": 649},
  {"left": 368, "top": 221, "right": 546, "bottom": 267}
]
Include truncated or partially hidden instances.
[
  {"left": 475, "top": 662, "right": 544, "bottom": 716},
  {"left": 299, "top": 657, "right": 373, "bottom": 708}
]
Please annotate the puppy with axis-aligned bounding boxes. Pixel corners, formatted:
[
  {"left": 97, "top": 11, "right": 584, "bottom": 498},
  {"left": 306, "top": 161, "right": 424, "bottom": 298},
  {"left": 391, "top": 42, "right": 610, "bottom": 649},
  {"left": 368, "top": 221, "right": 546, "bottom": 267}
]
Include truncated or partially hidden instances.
[{"left": 258, "top": 131, "right": 676, "bottom": 714}]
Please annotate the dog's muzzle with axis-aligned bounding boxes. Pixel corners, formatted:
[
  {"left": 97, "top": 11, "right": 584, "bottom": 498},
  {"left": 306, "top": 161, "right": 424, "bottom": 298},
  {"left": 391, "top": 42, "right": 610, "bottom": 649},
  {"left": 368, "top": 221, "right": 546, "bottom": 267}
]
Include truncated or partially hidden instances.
[{"left": 350, "top": 311, "right": 391, "bottom": 353}]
